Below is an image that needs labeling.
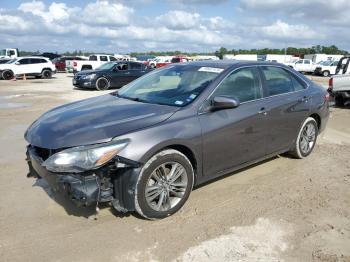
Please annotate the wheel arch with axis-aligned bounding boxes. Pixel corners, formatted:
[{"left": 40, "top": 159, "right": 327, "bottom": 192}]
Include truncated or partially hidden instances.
[
  {"left": 41, "top": 67, "right": 52, "bottom": 72},
  {"left": 309, "top": 113, "right": 321, "bottom": 131},
  {"left": 139, "top": 143, "right": 200, "bottom": 184}
]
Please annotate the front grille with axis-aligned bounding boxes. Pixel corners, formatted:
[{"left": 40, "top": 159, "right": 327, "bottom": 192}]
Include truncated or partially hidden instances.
[{"left": 33, "top": 146, "right": 62, "bottom": 161}]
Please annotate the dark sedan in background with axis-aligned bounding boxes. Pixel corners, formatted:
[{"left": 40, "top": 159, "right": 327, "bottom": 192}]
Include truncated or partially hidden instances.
[
  {"left": 26, "top": 61, "right": 329, "bottom": 219},
  {"left": 73, "top": 61, "right": 152, "bottom": 90}
]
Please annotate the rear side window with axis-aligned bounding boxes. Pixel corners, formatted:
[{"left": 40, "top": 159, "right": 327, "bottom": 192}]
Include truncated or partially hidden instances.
[
  {"left": 109, "top": 56, "right": 117, "bottom": 61},
  {"left": 304, "top": 60, "right": 311, "bottom": 64},
  {"left": 89, "top": 55, "right": 97, "bottom": 61},
  {"left": 261, "top": 66, "right": 305, "bottom": 96},
  {"left": 130, "top": 62, "right": 142, "bottom": 70},
  {"left": 100, "top": 56, "right": 108, "bottom": 61},
  {"left": 171, "top": 58, "right": 181, "bottom": 63},
  {"left": 212, "top": 67, "right": 262, "bottom": 103}
]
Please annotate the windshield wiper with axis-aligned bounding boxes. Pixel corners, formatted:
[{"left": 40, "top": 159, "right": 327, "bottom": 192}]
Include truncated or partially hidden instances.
[{"left": 113, "top": 92, "right": 146, "bottom": 103}]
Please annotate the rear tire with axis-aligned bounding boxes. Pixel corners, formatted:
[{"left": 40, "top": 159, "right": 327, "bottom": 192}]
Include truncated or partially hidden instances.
[
  {"left": 2, "top": 70, "right": 14, "bottom": 80},
  {"left": 41, "top": 69, "right": 52, "bottom": 79},
  {"left": 289, "top": 117, "right": 318, "bottom": 159},
  {"left": 95, "top": 77, "right": 110, "bottom": 91},
  {"left": 322, "top": 70, "right": 330, "bottom": 77},
  {"left": 335, "top": 95, "right": 344, "bottom": 107},
  {"left": 134, "top": 149, "right": 194, "bottom": 220}
]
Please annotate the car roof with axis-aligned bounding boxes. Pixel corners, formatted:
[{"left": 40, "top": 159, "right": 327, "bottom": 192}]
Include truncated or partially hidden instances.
[
  {"left": 17, "top": 56, "right": 49, "bottom": 59},
  {"left": 178, "top": 60, "right": 286, "bottom": 69}
]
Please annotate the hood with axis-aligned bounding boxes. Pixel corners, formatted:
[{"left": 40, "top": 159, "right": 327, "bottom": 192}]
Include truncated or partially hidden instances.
[{"left": 25, "top": 94, "right": 178, "bottom": 149}]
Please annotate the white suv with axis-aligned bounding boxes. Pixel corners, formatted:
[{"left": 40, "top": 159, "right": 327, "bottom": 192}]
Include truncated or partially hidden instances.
[{"left": 0, "top": 57, "right": 56, "bottom": 80}]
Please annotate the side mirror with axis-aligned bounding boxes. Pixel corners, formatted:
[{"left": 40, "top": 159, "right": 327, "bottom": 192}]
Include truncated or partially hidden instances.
[{"left": 210, "top": 96, "right": 240, "bottom": 111}]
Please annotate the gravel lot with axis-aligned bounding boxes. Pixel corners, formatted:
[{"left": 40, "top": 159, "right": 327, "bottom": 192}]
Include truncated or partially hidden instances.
[{"left": 0, "top": 73, "right": 349, "bottom": 262}]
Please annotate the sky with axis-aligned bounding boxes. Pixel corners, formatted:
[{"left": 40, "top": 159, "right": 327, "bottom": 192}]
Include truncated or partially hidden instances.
[{"left": 0, "top": 0, "right": 349, "bottom": 53}]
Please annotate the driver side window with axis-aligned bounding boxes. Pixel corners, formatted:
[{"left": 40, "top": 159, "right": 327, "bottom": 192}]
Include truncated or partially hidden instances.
[
  {"left": 117, "top": 63, "right": 128, "bottom": 70},
  {"left": 211, "top": 67, "right": 262, "bottom": 103}
]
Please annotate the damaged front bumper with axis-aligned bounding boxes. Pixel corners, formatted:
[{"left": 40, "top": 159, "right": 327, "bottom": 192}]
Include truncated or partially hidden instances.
[{"left": 26, "top": 145, "right": 141, "bottom": 213}]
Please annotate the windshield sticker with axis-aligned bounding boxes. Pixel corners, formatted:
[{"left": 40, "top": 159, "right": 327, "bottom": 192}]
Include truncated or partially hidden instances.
[
  {"left": 175, "top": 100, "right": 184, "bottom": 105},
  {"left": 198, "top": 67, "right": 224, "bottom": 74},
  {"left": 189, "top": 94, "right": 197, "bottom": 100}
]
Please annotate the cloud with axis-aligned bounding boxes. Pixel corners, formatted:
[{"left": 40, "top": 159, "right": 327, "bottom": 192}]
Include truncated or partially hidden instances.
[
  {"left": 156, "top": 10, "right": 201, "bottom": 30},
  {"left": 261, "top": 20, "right": 319, "bottom": 40},
  {"left": 240, "top": 0, "right": 350, "bottom": 25},
  {"left": 0, "top": 0, "right": 347, "bottom": 52},
  {"left": 81, "top": 1, "right": 134, "bottom": 26}
]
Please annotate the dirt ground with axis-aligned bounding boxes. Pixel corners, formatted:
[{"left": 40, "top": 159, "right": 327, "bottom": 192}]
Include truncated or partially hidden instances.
[{"left": 0, "top": 73, "right": 349, "bottom": 262}]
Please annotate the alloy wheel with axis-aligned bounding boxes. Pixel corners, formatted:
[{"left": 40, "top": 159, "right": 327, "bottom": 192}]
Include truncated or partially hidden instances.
[
  {"left": 299, "top": 122, "right": 316, "bottom": 155},
  {"left": 145, "top": 162, "right": 188, "bottom": 212}
]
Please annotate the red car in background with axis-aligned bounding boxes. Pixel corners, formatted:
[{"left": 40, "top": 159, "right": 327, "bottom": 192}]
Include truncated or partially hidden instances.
[
  {"left": 156, "top": 56, "right": 191, "bottom": 68},
  {"left": 53, "top": 57, "right": 86, "bottom": 71}
]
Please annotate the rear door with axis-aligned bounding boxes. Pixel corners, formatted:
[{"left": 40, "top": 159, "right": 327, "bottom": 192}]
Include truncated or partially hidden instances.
[
  {"left": 128, "top": 62, "right": 145, "bottom": 82},
  {"left": 258, "top": 66, "right": 310, "bottom": 154},
  {"left": 32, "top": 58, "right": 48, "bottom": 73},
  {"left": 110, "top": 62, "right": 129, "bottom": 87}
]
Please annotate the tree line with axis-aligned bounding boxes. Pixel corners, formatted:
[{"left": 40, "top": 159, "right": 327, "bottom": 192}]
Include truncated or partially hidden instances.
[{"left": 18, "top": 45, "right": 348, "bottom": 59}]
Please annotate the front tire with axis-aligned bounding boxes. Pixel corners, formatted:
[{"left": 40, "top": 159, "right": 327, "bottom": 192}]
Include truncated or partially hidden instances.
[
  {"left": 289, "top": 117, "right": 318, "bottom": 159},
  {"left": 95, "top": 77, "right": 110, "bottom": 91},
  {"left": 2, "top": 70, "right": 14, "bottom": 80},
  {"left": 322, "top": 70, "right": 330, "bottom": 77},
  {"left": 134, "top": 149, "right": 194, "bottom": 220}
]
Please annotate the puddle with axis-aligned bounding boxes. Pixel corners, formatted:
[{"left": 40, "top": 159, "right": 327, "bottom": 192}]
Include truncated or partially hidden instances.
[
  {"left": 0, "top": 94, "right": 33, "bottom": 100},
  {"left": 0, "top": 94, "right": 32, "bottom": 109},
  {"left": 0, "top": 102, "right": 31, "bottom": 109}
]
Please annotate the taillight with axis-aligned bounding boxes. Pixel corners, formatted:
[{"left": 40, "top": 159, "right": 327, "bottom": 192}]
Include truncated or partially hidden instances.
[
  {"left": 73, "top": 61, "right": 77, "bottom": 67},
  {"left": 324, "top": 92, "right": 330, "bottom": 102},
  {"left": 328, "top": 78, "right": 333, "bottom": 89}
]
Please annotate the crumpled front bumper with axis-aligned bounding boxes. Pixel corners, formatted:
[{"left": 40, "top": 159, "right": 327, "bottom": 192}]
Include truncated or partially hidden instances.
[
  {"left": 26, "top": 145, "right": 141, "bottom": 212},
  {"left": 26, "top": 146, "right": 102, "bottom": 206}
]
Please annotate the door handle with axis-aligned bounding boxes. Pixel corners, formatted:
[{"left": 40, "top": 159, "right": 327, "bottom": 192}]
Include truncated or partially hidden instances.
[
  {"left": 258, "top": 107, "right": 268, "bottom": 116},
  {"left": 299, "top": 96, "right": 310, "bottom": 102}
]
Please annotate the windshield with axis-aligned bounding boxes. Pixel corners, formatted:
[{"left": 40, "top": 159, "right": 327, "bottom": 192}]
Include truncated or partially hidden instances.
[
  {"left": 117, "top": 64, "right": 223, "bottom": 107},
  {"left": 96, "top": 62, "right": 116, "bottom": 70},
  {"left": 322, "top": 61, "right": 333, "bottom": 66},
  {"left": 0, "top": 49, "right": 6, "bottom": 56},
  {"left": 6, "top": 59, "right": 17, "bottom": 64}
]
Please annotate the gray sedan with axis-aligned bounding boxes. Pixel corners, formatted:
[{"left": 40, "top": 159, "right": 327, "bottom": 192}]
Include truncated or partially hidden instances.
[{"left": 25, "top": 61, "right": 330, "bottom": 219}]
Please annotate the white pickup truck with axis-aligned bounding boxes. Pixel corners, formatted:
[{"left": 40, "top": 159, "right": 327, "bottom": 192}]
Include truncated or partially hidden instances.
[
  {"left": 0, "top": 48, "right": 19, "bottom": 59},
  {"left": 286, "top": 59, "right": 316, "bottom": 73},
  {"left": 314, "top": 60, "right": 339, "bottom": 77},
  {"left": 68, "top": 54, "right": 117, "bottom": 73},
  {"left": 328, "top": 56, "right": 350, "bottom": 107}
]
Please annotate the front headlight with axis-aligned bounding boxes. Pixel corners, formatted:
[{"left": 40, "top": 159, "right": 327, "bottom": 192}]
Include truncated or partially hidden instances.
[
  {"left": 82, "top": 73, "right": 96, "bottom": 80},
  {"left": 42, "top": 140, "right": 129, "bottom": 173}
]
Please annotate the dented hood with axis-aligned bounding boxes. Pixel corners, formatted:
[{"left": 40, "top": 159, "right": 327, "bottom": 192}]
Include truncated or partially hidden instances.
[{"left": 25, "top": 93, "right": 178, "bottom": 149}]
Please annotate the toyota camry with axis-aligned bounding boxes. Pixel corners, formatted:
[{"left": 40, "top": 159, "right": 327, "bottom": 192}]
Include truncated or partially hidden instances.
[{"left": 25, "top": 61, "right": 330, "bottom": 219}]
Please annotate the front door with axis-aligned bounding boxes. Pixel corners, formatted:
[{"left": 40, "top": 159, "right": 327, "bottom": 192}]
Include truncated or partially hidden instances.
[{"left": 199, "top": 66, "right": 268, "bottom": 177}]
